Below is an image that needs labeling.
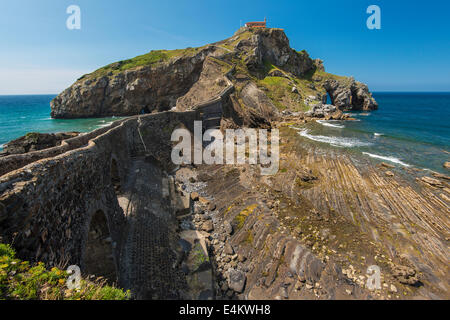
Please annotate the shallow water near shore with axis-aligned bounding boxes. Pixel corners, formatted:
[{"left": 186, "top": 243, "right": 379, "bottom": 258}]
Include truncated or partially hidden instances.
[{"left": 297, "top": 92, "right": 450, "bottom": 174}]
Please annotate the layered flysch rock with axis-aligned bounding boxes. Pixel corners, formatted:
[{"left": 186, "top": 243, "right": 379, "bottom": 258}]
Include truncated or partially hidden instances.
[{"left": 51, "top": 27, "right": 377, "bottom": 119}]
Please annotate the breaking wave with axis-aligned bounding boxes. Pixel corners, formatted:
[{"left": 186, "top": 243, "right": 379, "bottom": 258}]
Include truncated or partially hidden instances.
[
  {"left": 299, "top": 129, "right": 372, "bottom": 148},
  {"left": 362, "top": 152, "right": 410, "bottom": 167},
  {"left": 316, "top": 120, "right": 345, "bottom": 129}
]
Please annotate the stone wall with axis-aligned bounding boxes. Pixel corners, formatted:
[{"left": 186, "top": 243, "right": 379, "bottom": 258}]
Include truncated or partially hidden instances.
[
  {"left": 0, "top": 109, "right": 221, "bottom": 273},
  {"left": 0, "top": 119, "right": 133, "bottom": 271},
  {"left": 0, "top": 119, "right": 129, "bottom": 177}
]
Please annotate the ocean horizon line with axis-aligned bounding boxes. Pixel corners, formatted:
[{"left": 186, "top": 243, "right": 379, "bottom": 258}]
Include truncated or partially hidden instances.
[{"left": 1, "top": 91, "right": 450, "bottom": 97}]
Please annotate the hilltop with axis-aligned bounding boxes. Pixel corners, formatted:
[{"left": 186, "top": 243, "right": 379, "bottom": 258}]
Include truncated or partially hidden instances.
[{"left": 50, "top": 27, "right": 377, "bottom": 121}]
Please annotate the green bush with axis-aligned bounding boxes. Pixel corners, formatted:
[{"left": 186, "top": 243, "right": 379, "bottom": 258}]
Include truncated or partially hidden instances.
[
  {"left": 0, "top": 244, "right": 15, "bottom": 258},
  {"left": 0, "top": 243, "right": 130, "bottom": 300}
]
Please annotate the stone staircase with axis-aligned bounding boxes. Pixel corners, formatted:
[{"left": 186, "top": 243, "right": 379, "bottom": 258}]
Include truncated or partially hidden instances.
[{"left": 200, "top": 100, "right": 223, "bottom": 131}]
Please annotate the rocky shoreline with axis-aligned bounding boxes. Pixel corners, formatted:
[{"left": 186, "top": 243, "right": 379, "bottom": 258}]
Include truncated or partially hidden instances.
[
  {"left": 1, "top": 108, "right": 448, "bottom": 300},
  {"left": 0, "top": 132, "right": 80, "bottom": 157},
  {"left": 169, "top": 123, "right": 449, "bottom": 300}
]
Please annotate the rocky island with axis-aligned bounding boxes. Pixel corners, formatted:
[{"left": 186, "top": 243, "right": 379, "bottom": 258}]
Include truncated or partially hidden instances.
[
  {"left": 1, "top": 27, "right": 448, "bottom": 300},
  {"left": 50, "top": 27, "right": 377, "bottom": 120}
]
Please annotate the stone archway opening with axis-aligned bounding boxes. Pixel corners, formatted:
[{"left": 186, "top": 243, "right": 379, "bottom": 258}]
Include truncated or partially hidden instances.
[
  {"left": 83, "top": 210, "right": 117, "bottom": 284},
  {"left": 111, "top": 158, "right": 121, "bottom": 194}
]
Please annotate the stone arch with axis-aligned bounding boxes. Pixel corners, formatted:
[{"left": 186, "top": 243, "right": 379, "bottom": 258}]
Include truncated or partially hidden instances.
[
  {"left": 83, "top": 209, "right": 117, "bottom": 283},
  {"left": 110, "top": 157, "right": 121, "bottom": 194}
]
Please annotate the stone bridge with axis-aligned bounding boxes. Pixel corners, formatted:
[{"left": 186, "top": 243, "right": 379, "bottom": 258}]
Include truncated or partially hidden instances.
[
  {"left": 0, "top": 70, "right": 237, "bottom": 298},
  {"left": 0, "top": 109, "right": 218, "bottom": 298}
]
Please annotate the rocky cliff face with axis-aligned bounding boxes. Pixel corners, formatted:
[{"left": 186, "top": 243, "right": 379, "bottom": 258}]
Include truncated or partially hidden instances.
[
  {"left": 51, "top": 27, "right": 377, "bottom": 120},
  {"left": 235, "top": 28, "right": 315, "bottom": 77},
  {"left": 50, "top": 47, "right": 228, "bottom": 118}
]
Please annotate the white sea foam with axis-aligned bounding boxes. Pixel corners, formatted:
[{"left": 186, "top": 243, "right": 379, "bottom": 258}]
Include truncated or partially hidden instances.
[
  {"left": 299, "top": 129, "right": 372, "bottom": 148},
  {"left": 316, "top": 120, "right": 345, "bottom": 129},
  {"left": 373, "top": 132, "right": 384, "bottom": 137},
  {"left": 362, "top": 152, "right": 410, "bottom": 167}
]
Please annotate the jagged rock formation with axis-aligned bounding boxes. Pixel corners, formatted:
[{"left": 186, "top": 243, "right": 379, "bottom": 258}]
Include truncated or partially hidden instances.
[
  {"left": 234, "top": 28, "right": 315, "bottom": 77},
  {"left": 323, "top": 78, "right": 378, "bottom": 111},
  {"left": 51, "top": 27, "right": 377, "bottom": 123},
  {"left": 0, "top": 132, "right": 79, "bottom": 156}
]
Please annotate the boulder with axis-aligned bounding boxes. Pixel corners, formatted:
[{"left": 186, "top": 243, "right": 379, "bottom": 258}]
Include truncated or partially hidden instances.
[
  {"left": 224, "top": 221, "right": 233, "bottom": 235},
  {"left": 190, "top": 192, "right": 199, "bottom": 201},
  {"left": 385, "top": 171, "right": 394, "bottom": 177},
  {"left": 305, "top": 104, "right": 337, "bottom": 118},
  {"left": 228, "top": 269, "right": 246, "bottom": 293},
  {"left": 224, "top": 243, "right": 235, "bottom": 255},
  {"left": 380, "top": 162, "right": 395, "bottom": 169},
  {"left": 201, "top": 220, "right": 214, "bottom": 232}
]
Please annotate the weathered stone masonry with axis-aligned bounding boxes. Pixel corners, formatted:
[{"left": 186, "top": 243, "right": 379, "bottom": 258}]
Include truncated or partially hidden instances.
[{"left": 0, "top": 110, "right": 204, "bottom": 277}]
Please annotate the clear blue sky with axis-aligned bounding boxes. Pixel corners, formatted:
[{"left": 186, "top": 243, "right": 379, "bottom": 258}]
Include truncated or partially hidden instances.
[{"left": 1, "top": 0, "right": 449, "bottom": 94}]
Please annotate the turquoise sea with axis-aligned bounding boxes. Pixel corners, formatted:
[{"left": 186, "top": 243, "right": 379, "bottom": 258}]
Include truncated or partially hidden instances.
[
  {"left": 0, "top": 93, "right": 449, "bottom": 174},
  {"left": 0, "top": 95, "right": 120, "bottom": 148},
  {"left": 298, "top": 92, "right": 450, "bottom": 174}
]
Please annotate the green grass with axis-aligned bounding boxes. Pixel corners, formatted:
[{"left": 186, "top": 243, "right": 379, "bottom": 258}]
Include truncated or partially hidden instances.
[
  {"left": 0, "top": 243, "right": 129, "bottom": 300},
  {"left": 79, "top": 47, "right": 202, "bottom": 81},
  {"left": 221, "top": 30, "right": 253, "bottom": 51},
  {"left": 233, "top": 204, "right": 258, "bottom": 230},
  {"left": 190, "top": 242, "right": 209, "bottom": 271},
  {"left": 208, "top": 56, "right": 233, "bottom": 74},
  {"left": 258, "top": 76, "right": 293, "bottom": 110},
  {"left": 24, "top": 132, "right": 40, "bottom": 143}
]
